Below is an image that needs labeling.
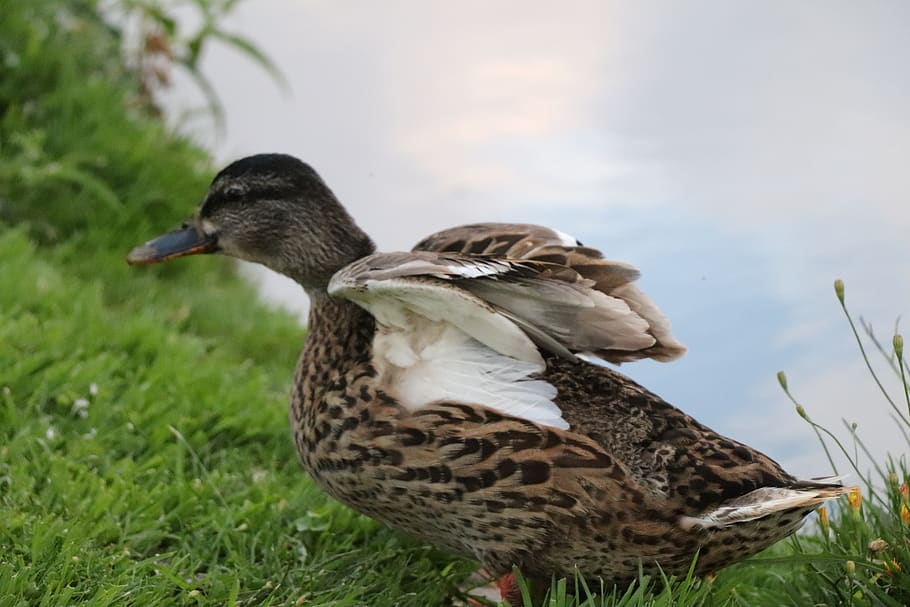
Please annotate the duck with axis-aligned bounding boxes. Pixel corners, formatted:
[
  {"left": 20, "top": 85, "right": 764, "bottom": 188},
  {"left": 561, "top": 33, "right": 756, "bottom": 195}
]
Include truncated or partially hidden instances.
[{"left": 127, "top": 153, "right": 848, "bottom": 606}]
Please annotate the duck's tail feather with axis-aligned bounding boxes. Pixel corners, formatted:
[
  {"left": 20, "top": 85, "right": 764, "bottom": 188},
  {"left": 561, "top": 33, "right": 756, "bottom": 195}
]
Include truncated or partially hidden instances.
[
  {"left": 678, "top": 482, "right": 852, "bottom": 530},
  {"left": 793, "top": 475, "right": 848, "bottom": 487}
]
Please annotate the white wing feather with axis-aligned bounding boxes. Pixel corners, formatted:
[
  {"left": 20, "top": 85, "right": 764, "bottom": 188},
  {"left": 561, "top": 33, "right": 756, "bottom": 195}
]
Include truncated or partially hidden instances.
[
  {"left": 329, "top": 266, "right": 568, "bottom": 428},
  {"left": 374, "top": 324, "right": 565, "bottom": 428}
]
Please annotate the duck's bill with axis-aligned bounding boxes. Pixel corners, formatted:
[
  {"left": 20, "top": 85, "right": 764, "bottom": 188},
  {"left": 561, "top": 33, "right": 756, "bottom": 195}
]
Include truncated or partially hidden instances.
[{"left": 127, "top": 226, "right": 218, "bottom": 265}]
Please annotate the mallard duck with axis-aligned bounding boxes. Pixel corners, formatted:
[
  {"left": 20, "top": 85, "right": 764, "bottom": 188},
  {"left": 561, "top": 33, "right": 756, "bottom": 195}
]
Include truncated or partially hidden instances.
[{"left": 128, "top": 154, "right": 847, "bottom": 605}]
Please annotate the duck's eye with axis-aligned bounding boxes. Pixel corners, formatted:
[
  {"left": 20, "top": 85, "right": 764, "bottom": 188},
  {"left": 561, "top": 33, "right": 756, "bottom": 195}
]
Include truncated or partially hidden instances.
[{"left": 223, "top": 184, "right": 246, "bottom": 200}]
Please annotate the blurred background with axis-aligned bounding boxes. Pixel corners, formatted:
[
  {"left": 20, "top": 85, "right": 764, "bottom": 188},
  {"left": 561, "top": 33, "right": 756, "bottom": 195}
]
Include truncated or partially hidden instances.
[{"left": 160, "top": 0, "right": 910, "bottom": 477}]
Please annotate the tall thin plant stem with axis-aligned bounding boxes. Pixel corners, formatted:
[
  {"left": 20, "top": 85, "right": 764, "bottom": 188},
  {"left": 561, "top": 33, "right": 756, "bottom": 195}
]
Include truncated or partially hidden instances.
[
  {"left": 835, "top": 282, "right": 910, "bottom": 429},
  {"left": 777, "top": 374, "right": 840, "bottom": 477}
]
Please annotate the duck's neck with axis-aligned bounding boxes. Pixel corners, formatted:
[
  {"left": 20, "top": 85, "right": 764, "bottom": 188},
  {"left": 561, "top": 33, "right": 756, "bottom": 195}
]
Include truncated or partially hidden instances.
[{"left": 291, "top": 290, "right": 376, "bottom": 418}]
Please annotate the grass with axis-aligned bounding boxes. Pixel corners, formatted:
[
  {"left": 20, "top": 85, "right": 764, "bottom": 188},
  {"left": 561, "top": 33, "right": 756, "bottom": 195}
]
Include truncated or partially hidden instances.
[{"left": 2, "top": 1, "right": 910, "bottom": 605}]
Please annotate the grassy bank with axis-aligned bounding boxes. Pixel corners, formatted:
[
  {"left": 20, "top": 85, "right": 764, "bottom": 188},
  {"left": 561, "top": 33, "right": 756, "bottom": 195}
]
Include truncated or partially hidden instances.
[{"left": 0, "top": 227, "right": 469, "bottom": 606}]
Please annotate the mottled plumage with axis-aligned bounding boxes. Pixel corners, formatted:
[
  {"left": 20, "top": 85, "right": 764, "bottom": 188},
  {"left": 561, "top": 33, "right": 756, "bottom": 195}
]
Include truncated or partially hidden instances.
[{"left": 128, "top": 154, "right": 848, "bottom": 605}]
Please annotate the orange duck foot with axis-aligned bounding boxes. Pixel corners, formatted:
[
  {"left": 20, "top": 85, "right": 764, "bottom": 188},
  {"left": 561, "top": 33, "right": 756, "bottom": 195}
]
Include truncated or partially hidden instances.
[
  {"left": 496, "top": 571, "right": 550, "bottom": 607},
  {"left": 497, "top": 572, "right": 522, "bottom": 606}
]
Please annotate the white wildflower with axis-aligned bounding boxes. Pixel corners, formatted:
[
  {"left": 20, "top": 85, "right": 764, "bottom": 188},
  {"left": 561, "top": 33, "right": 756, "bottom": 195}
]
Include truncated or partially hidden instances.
[
  {"left": 72, "top": 398, "right": 89, "bottom": 419},
  {"left": 89, "top": 383, "right": 98, "bottom": 396}
]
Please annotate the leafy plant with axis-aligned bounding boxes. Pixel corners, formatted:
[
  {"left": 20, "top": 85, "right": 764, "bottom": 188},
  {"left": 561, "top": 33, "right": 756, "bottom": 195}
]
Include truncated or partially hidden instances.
[{"left": 108, "top": 0, "right": 287, "bottom": 129}]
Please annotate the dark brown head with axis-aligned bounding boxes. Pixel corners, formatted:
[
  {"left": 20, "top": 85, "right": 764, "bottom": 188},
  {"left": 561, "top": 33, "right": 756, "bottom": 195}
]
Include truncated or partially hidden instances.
[{"left": 127, "top": 154, "right": 375, "bottom": 289}]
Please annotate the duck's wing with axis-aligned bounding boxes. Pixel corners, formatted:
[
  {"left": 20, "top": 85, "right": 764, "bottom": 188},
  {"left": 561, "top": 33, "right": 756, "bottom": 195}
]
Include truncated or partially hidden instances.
[
  {"left": 329, "top": 224, "right": 682, "bottom": 429},
  {"left": 412, "top": 223, "right": 686, "bottom": 363},
  {"left": 329, "top": 251, "right": 569, "bottom": 428},
  {"left": 328, "top": 244, "right": 674, "bottom": 429},
  {"left": 331, "top": 249, "right": 669, "bottom": 366}
]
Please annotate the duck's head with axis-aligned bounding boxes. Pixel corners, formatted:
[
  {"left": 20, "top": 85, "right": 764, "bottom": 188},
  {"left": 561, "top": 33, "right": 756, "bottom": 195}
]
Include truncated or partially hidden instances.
[{"left": 127, "top": 154, "right": 375, "bottom": 289}]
